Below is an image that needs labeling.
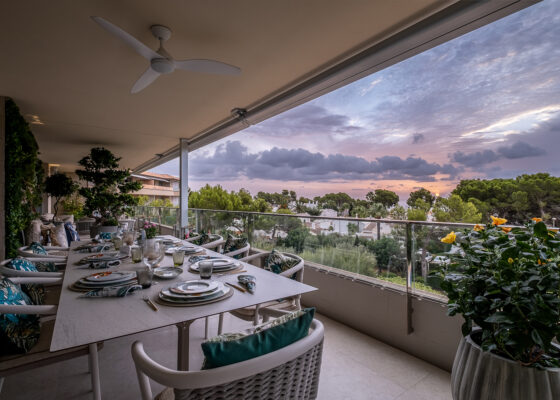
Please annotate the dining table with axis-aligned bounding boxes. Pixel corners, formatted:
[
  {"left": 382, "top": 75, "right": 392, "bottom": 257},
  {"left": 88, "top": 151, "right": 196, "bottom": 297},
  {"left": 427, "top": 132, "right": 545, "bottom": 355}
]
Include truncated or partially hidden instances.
[{"left": 50, "top": 236, "right": 316, "bottom": 381}]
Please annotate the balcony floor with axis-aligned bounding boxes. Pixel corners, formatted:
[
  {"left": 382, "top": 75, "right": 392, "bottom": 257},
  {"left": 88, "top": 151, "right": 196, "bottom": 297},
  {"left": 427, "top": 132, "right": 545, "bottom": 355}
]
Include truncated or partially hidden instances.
[{"left": 1, "top": 313, "right": 451, "bottom": 400}]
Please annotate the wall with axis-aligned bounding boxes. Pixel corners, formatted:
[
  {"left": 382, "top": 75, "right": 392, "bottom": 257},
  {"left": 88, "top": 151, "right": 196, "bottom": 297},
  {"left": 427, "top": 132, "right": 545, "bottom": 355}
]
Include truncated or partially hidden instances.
[
  {"left": 0, "top": 97, "right": 5, "bottom": 259},
  {"left": 301, "top": 265, "right": 463, "bottom": 371}
]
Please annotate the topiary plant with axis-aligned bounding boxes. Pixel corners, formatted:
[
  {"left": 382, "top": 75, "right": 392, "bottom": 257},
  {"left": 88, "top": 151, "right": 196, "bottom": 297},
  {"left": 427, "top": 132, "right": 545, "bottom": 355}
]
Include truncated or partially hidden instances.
[
  {"left": 75, "top": 147, "right": 142, "bottom": 226},
  {"left": 435, "top": 217, "right": 560, "bottom": 368},
  {"left": 44, "top": 172, "right": 77, "bottom": 222}
]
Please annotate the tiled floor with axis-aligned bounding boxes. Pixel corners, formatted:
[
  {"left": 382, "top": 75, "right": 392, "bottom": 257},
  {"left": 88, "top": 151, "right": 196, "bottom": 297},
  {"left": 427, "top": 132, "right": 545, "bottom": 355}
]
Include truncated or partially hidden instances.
[{"left": 1, "top": 313, "right": 451, "bottom": 399}]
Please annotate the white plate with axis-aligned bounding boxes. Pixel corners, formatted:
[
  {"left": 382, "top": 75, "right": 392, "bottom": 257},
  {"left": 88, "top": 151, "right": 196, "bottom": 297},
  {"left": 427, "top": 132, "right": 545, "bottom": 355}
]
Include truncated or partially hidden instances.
[
  {"left": 165, "top": 245, "right": 198, "bottom": 255},
  {"left": 170, "top": 280, "right": 219, "bottom": 295},
  {"left": 80, "top": 252, "right": 128, "bottom": 263},
  {"left": 160, "top": 284, "right": 229, "bottom": 303},
  {"left": 153, "top": 267, "right": 182, "bottom": 279},
  {"left": 76, "top": 277, "right": 136, "bottom": 287},
  {"left": 190, "top": 259, "right": 238, "bottom": 271},
  {"left": 85, "top": 271, "right": 135, "bottom": 282}
]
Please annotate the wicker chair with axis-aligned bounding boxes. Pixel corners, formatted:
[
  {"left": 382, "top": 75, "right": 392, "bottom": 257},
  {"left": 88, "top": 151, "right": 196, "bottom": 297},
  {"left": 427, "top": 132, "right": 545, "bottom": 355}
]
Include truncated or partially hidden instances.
[
  {"left": 18, "top": 245, "right": 68, "bottom": 262},
  {"left": 0, "top": 277, "right": 103, "bottom": 400},
  {"left": 0, "top": 258, "right": 65, "bottom": 279},
  {"left": 131, "top": 309, "right": 324, "bottom": 400},
  {"left": 215, "top": 252, "right": 304, "bottom": 335},
  {"left": 185, "top": 234, "right": 224, "bottom": 252}
]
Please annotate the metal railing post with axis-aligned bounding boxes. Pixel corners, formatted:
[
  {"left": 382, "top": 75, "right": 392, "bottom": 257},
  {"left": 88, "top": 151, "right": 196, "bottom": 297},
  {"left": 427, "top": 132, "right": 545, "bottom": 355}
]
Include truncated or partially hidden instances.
[{"left": 405, "top": 222, "right": 414, "bottom": 335}]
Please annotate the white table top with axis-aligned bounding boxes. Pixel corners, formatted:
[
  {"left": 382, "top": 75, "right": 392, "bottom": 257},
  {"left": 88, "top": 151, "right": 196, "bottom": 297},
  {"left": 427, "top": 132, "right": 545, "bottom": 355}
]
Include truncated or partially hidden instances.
[{"left": 50, "top": 239, "right": 316, "bottom": 352}]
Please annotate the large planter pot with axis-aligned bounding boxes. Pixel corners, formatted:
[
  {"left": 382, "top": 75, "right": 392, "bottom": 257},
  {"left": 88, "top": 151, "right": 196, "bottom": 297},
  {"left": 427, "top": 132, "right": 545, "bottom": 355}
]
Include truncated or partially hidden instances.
[{"left": 451, "top": 332, "right": 560, "bottom": 400}]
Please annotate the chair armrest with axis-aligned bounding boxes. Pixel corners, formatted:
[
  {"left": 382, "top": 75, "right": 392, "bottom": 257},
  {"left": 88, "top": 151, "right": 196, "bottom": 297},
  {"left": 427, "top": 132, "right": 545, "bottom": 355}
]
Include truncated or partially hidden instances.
[
  {"left": 0, "top": 304, "right": 57, "bottom": 315},
  {"left": 7, "top": 277, "right": 63, "bottom": 285},
  {"left": 258, "top": 308, "right": 292, "bottom": 319},
  {"left": 0, "top": 267, "right": 64, "bottom": 279},
  {"left": 239, "top": 252, "right": 268, "bottom": 264}
]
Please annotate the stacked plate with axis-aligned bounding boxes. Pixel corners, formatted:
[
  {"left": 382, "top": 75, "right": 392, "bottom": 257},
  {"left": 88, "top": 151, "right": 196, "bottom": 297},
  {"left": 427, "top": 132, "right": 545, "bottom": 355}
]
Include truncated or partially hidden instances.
[
  {"left": 189, "top": 258, "right": 240, "bottom": 274},
  {"left": 165, "top": 244, "right": 200, "bottom": 256},
  {"left": 158, "top": 280, "right": 232, "bottom": 305},
  {"left": 155, "top": 236, "right": 183, "bottom": 246},
  {"left": 77, "top": 252, "right": 128, "bottom": 265},
  {"left": 70, "top": 271, "right": 137, "bottom": 291}
]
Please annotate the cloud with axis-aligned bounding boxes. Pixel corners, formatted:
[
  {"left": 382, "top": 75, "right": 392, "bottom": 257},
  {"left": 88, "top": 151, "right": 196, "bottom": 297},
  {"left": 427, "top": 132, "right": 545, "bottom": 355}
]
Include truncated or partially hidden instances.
[
  {"left": 497, "top": 141, "right": 546, "bottom": 159},
  {"left": 189, "top": 140, "right": 457, "bottom": 182},
  {"left": 412, "top": 133, "right": 425, "bottom": 144},
  {"left": 450, "top": 141, "right": 546, "bottom": 167}
]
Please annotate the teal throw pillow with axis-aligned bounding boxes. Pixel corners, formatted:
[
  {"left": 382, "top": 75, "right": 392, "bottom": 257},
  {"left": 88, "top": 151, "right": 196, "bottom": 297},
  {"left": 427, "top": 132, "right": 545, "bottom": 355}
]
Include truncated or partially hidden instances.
[
  {"left": 0, "top": 278, "right": 41, "bottom": 354},
  {"left": 201, "top": 307, "right": 315, "bottom": 369},
  {"left": 8, "top": 258, "right": 38, "bottom": 272},
  {"left": 264, "top": 250, "right": 299, "bottom": 278},
  {"left": 6, "top": 259, "right": 46, "bottom": 305},
  {"left": 30, "top": 242, "right": 47, "bottom": 255}
]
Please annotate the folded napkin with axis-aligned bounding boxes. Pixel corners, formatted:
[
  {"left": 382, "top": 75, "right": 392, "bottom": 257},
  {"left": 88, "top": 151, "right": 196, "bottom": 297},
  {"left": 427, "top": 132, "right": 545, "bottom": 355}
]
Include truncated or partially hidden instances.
[
  {"left": 80, "top": 284, "right": 142, "bottom": 298},
  {"left": 238, "top": 275, "right": 256, "bottom": 294}
]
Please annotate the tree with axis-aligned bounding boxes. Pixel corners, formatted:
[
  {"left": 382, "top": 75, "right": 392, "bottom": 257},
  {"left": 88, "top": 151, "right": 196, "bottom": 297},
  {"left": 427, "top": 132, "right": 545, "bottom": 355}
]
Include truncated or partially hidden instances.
[
  {"left": 389, "top": 205, "right": 407, "bottom": 220},
  {"left": 76, "top": 147, "right": 142, "bottom": 225},
  {"left": 348, "top": 223, "right": 359, "bottom": 235},
  {"left": 366, "top": 237, "right": 404, "bottom": 273},
  {"left": 279, "top": 226, "right": 309, "bottom": 253},
  {"left": 150, "top": 198, "right": 174, "bottom": 208},
  {"left": 407, "top": 188, "right": 435, "bottom": 209},
  {"left": 366, "top": 189, "right": 399, "bottom": 208},
  {"left": 44, "top": 173, "right": 77, "bottom": 221},
  {"left": 316, "top": 192, "right": 354, "bottom": 212},
  {"left": 432, "top": 194, "right": 482, "bottom": 223},
  {"left": 407, "top": 208, "right": 427, "bottom": 221}
]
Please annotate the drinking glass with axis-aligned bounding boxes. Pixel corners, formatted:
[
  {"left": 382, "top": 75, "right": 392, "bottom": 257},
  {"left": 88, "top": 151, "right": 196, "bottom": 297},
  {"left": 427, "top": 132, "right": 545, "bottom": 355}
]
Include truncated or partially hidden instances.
[
  {"left": 173, "top": 250, "right": 185, "bottom": 266},
  {"left": 143, "top": 240, "right": 164, "bottom": 268},
  {"left": 123, "top": 230, "right": 136, "bottom": 246},
  {"left": 113, "top": 236, "right": 123, "bottom": 250},
  {"left": 131, "top": 245, "right": 142, "bottom": 263},
  {"left": 136, "top": 267, "right": 154, "bottom": 289},
  {"left": 199, "top": 260, "right": 213, "bottom": 279}
]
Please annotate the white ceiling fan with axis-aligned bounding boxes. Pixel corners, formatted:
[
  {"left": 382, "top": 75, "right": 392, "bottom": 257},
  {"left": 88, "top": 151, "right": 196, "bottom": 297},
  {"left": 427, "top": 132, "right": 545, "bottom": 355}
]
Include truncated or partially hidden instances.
[{"left": 91, "top": 16, "right": 241, "bottom": 94}]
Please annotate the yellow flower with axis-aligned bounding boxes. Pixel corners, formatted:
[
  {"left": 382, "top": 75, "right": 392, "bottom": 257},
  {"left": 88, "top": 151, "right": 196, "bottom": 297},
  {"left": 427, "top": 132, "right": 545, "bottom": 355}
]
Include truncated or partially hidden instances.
[
  {"left": 441, "top": 231, "right": 456, "bottom": 244},
  {"left": 473, "top": 224, "right": 484, "bottom": 232},
  {"left": 508, "top": 258, "right": 514, "bottom": 264},
  {"left": 538, "top": 259, "right": 542, "bottom": 265},
  {"left": 501, "top": 227, "right": 512, "bottom": 233},
  {"left": 532, "top": 217, "right": 542, "bottom": 222},
  {"left": 491, "top": 216, "right": 507, "bottom": 226}
]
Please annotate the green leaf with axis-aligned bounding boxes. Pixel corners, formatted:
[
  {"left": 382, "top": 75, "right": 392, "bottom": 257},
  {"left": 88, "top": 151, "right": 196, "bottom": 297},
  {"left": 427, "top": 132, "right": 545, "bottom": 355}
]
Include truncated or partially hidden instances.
[{"left": 534, "top": 221, "right": 548, "bottom": 239}]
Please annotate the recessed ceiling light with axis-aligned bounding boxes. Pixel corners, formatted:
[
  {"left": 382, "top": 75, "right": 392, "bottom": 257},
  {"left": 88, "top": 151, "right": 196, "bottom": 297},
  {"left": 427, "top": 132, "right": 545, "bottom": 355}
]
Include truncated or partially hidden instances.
[{"left": 27, "top": 114, "right": 44, "bottom": 125}]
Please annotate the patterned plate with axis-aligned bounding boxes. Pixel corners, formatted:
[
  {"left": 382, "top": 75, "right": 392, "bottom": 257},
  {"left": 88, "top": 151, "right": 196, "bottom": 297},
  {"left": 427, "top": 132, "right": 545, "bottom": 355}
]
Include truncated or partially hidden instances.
[
  {"left": 169, "top": 280, "right": 219, "bottom": 295},
  {"left": 85, "top": 271, "right": 136, "bottom": 282}
]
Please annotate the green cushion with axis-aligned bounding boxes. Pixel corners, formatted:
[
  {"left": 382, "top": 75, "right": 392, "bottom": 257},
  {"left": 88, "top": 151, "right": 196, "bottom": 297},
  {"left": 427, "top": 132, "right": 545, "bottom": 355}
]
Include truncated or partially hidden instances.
[
  {"left": 264, "top": 250, "right": 299, "bottom": 278},
  {"left": 30, "top": 242, "right": 47, "bottom": 255},
  {"left": 6, "top": 259, "right": 46, "bottom": 304},
  {"left": 222, "top": 235, "right": 248, "bottom": 259},
  {"left": 0, "top": 278, "right": 41, "bottom": 354},
  {"left": 201, "top": 308, "right": 315, "bottom": 369}
]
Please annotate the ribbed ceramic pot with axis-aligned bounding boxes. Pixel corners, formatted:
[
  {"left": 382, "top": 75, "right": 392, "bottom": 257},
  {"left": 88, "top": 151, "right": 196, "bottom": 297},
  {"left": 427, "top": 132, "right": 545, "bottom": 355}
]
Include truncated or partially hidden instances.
[{"left": 451, "top": 332, "right": 560, "bottom": 400}]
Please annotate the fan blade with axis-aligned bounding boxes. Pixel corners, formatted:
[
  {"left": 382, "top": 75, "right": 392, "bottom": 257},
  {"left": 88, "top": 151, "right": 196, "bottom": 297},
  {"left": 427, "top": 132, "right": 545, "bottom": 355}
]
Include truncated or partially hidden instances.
[
  {"left": 131, "top": 67, "right": 160, "bottom": 93},
  {"left": 91, "top": 16, "right": 160, "bottom": 61},
  {"left": 175, "top": 59, "right": 241, "bottom": 75}
]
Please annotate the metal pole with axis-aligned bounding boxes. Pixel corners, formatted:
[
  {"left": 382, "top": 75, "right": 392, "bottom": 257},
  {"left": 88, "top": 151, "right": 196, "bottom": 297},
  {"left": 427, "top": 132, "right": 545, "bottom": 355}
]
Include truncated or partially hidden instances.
[
  {"left": 179, "top": 139, "right": 189, "bottom": 238},
  {"left": 377, "top": 222, "right": 381, "bottom": 240},
  {"left": 405, "top": 222, "right": 414, "bottom": 334}
]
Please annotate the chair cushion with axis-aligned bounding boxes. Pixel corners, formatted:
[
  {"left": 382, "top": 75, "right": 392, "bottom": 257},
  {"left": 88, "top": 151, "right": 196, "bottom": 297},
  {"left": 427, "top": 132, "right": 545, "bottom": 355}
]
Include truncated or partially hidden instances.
[
  {"left": 264, "top": 250, "right": 299, "bottom": 276},
  {"left": 0, "top": 278, "right": 41, "bottom": 354},
  {"left": 192, "top": 233, "right": 211, "bottom": 246},
  {"left": 64, "top": 221, "right": 80, "bottom": 244},
  {"left": 50, "top": 224, "right": 69, "bottom": 247},
  {"left": 30, "top": 242, "right": 47, "bottom": 255},
  {"left": 5, "top": 259, "right": 46, "bottom": 305},
  {"left": 222, "top": 235, "right": 248, "bottom": 258},
  {"left": 201, "top": 308, "right": 315, "bottom": 369}
]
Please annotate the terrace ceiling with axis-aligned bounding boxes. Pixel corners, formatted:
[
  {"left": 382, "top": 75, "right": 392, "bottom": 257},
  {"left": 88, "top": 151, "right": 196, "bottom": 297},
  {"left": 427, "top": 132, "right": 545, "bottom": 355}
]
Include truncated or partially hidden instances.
[{"left": 1, "top": 0, "right": 458, "bottom": 171}]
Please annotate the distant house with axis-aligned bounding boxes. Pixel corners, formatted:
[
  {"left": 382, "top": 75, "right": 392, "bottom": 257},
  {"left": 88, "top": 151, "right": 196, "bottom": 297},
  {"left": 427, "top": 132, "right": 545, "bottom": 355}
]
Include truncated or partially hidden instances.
[{"left": 131, "top": 172, "right": 180, "bottom": 206}]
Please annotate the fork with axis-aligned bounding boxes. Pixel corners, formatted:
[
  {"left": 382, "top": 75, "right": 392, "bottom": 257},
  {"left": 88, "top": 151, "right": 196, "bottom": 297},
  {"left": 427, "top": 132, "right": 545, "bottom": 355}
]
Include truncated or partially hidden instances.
[{"left": 143, "top": 296, "right": 158, "bottom": 311}]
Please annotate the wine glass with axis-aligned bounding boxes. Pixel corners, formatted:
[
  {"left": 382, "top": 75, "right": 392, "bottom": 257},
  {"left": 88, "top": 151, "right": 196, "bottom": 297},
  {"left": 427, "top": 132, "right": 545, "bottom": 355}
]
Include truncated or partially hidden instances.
[{"left": 143, "top": 239, "right": 164, "bottom": 269}]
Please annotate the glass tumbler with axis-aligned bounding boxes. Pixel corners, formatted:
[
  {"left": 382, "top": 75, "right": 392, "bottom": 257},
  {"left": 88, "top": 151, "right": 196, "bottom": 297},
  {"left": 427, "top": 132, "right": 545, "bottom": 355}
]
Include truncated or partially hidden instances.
[
  {"left": 131, "top": 245, "right": 142, "bottom": 263},
  {"left": 173, "top": 250, "right": 185, "bottom": 266},
  {"left": 199, "top": 260, "right": 213, "bottom": 279}
]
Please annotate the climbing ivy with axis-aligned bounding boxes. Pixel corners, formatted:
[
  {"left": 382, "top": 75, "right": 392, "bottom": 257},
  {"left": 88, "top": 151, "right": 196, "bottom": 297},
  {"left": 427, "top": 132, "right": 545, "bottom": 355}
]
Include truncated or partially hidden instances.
[{"left": 4, "top": 99, "right": 44, "bottom": 257}]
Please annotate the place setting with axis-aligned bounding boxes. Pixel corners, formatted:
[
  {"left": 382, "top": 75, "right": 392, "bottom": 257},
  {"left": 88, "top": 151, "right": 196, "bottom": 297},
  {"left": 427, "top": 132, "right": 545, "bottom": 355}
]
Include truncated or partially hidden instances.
[
  {"left": 68, "top": 270, "right": 139, "bottom": 293},
  {"left": 155, "top": 279, "right": 233, "bottom": 307},
  {"left": 75, "top": 251, "right": 129, "bottom": 269},
  {"left": 189, "top": 257, "right": 243, "bottom": 275}
]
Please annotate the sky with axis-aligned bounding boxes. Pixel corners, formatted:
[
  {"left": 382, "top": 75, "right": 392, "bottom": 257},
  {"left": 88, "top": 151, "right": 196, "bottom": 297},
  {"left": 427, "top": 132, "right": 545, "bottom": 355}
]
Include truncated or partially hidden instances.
[{"left": 151, "top": 0, "right": 560, "bottom": 202}]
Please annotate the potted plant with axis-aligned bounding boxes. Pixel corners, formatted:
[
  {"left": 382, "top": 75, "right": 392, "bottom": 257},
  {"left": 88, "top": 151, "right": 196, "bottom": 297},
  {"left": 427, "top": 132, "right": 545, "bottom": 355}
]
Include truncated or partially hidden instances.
[
  {"left": 75, "top": 147, "right": 142, "bottom": 237},
  {"left": 436, "top": 217, "right": 560, "bottom": 400},
  {"left": 44, "top": 172, "right": 78, "bottom": 223}
]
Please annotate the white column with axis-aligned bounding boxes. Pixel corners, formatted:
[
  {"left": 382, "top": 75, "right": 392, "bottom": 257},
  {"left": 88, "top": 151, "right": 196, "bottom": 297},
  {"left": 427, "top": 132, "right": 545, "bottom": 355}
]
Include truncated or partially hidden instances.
[{"left": 179, "top": 139, "right": 189, "bottom": 236}]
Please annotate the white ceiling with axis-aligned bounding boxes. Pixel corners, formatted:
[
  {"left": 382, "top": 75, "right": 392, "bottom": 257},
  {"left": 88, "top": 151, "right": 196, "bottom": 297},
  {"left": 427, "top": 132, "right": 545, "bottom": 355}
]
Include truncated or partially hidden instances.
[{"left": 0, "top": 0, "right": 456, "bottom": 171}]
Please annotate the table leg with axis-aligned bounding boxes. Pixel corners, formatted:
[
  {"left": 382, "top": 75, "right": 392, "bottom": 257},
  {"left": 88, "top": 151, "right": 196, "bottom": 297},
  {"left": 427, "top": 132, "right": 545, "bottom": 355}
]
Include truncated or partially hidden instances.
[
  {"left": 88, "top": 343, "right": 101, "bottom": 400},
  {"left": 176, "top": 320, "right": 194, "bottom": 371}
]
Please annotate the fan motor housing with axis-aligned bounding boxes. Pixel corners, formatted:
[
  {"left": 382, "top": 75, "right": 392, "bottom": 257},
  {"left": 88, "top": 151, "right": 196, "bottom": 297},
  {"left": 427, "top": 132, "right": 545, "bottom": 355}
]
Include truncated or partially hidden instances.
[{"left": 151, "top": 58, "right": 174, "bottom": 74}]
